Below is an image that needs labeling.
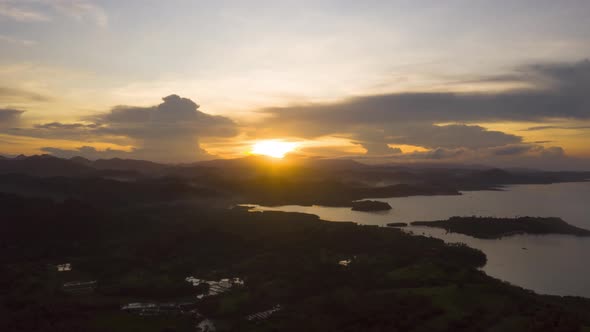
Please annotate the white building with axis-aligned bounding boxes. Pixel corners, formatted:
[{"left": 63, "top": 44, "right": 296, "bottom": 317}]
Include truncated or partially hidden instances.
[
  {"left": 186, "top": 276, "right": 245, "bottom": 299},
  {"left": 196, "top": 319, "right": 216, "bottom": 332},
  {"left": 246, "top": 305, "right": 282, "bottom": 321},
  {"left": 56, "top": 263, "right": 71, "bottom": 272}
]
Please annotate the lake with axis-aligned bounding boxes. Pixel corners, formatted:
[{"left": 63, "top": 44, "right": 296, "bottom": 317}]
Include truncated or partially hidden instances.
[{"left": 245, "top": 182, "right": 590, "bottom": 298}]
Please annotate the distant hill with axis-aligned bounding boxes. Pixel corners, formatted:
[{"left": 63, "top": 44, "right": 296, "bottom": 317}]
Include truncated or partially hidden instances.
[
  {"left": 69, "top": 156, "right": 93, "bottom": 166},
  {"left": 90, "top": 158, "right": 167, "bottom": 174},
  {"left": 0, "top": 154, "right": 588, "bottom": 192},
  {"left": 0, "top": 155, "right": 169, "bottom": 177},
  {"left": 184, "top": 155, "right": 368, "bottom": 183},
  {"left": 0, "top": 155, "right": 95, "bottom": 177},
  {"left": 196, "top": 155, "right": 365, "bottom": 170}
]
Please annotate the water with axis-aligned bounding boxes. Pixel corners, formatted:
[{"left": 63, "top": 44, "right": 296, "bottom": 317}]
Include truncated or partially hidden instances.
[{"left": 245, "top": 182, "right": 590, "bottom": 298}]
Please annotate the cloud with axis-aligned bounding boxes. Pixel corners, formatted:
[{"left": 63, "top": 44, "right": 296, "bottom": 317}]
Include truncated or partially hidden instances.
[
  {"left": 388, "top": 124, "right": 521, "bottom": 149},
  {"left": 0, "top": 0, "right": 107, "bottom": 26},
  {"left": 478, "top": 144, "right": 573, "bottom": 170},
  {"left": 28, "top": 95, "right": 238, "bottom": 162},
  {"left": 523, "top": 125, "right": 590, "bottom": 131},
  {"left": 403, "top": 144, "right": 567, "bottom": 166},
  {"left": 0, "top": 1, "right": 50, "bottom": 22},
  {"left": 491, "top": 144, "right": 537, "bottom": 156},
  {"left": 2, "top": 58, "right": 589, "bottom": 169},
  {"left": 260, "top": 60, "right": 590, "bottom": 130},
  {"left": 0, "top": 86, "right": 50, "bottom": 102},
  {"left": 49, "top": 0, "right": 108, "bottom": 27},
  {"left": 0, "top": 34, "right": 37, "bottom": 46},
  {"left": 400, "top": 147, "right": 467, "bottom": 160},
  {"left": 491, "top": 144, "right": 566, "bottom": 159},
  {"left": 7, "top": 121, "right": 107, "bottom": 143},
  {"left": 524, "top": 61, "right": 590, "bottom": 95},
  {"left": 357, "top": 142, "right": 402, "bottom": 155},
  {"left": 347, "top": 124, "right": 520, "bottom": 156},
  {"left": 349, "top": 144, "right": 569, "bottom": 170},
  {"left": 249, "top": 60, "right": 590, "bottom": 169},
  {"left": 0, "top": 108, "right": 24, "bottom": 126},
  {"left": 539, "top": 146, "right": 565, "bottom": 158},
  {"left": 93, "top": 94, "right": 238, "bottom": 138},
  {"left": 34, "top": 122, "right": 100, "bottom": 130}
]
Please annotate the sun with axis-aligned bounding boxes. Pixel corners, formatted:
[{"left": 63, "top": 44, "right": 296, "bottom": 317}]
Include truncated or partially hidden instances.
[{"left": 251, "top": 140, "right": 298, "bottom": 158}]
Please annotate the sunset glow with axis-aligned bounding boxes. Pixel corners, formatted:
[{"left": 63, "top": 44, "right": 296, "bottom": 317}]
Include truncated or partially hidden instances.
[
  {"left": 251, "top": 140, "right": 298, "bottom": 158},
  {"left": 0, "top": 1, "right": 589, "bottom": 168}
]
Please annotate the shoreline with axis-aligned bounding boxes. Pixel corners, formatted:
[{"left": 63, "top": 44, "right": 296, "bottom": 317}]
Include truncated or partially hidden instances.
[{"left": 240, "top": 181, "right": 590, "bottom": 299}]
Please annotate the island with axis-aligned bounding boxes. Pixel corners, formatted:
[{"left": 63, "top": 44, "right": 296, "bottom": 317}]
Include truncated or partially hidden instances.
[
  {"left": 411, "top": 216, "right": 590, "bottom": 239},
  {"left": 351, "top": 200, "right": 392, "bottom": 211},
  {"left": 386, "top": 222, "right": 408, "bottom": 227}
]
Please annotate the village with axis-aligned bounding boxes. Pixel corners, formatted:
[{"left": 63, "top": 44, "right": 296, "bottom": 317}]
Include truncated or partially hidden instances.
[{"left": 55, "top": 263, "right": 281, "bottom": 331}]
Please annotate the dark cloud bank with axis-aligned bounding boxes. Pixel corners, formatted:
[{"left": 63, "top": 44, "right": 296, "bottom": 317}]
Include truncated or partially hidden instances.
[
  {"left": 24, "top": 95, "right": 238, "bottom": 162},
  {"left": 253, "top": 60, "right": 590, "bottom": 168},
  {"left": 0, "top": 108, "right": 24, "bottom": 126}
]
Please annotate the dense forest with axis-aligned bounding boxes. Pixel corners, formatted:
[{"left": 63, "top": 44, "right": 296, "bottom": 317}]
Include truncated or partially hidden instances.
[
  {"left": 3, "top": 192, "right": 590, "bottom": 331},
  {"left": 412, "top": 216, "right": 590, "bottom": 239}
]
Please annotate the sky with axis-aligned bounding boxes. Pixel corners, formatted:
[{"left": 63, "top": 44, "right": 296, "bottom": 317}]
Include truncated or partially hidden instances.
[{"left": 1, "top": 0, "right": 590, "bottom": 169}]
